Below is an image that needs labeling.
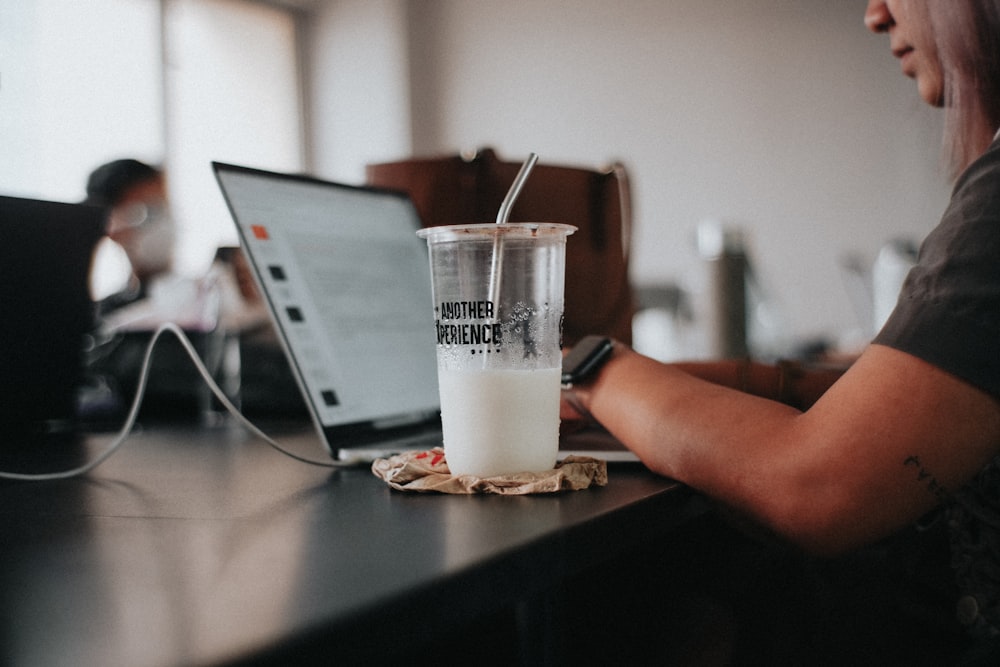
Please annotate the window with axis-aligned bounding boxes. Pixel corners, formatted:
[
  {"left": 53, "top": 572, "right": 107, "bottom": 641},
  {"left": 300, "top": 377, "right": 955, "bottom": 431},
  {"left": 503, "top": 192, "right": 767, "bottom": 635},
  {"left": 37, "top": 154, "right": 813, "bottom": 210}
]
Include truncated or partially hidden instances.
[
  {"left": 164, "top": 0, "right": 303, "bottom": 273},
  {"left": 1, "top": 0, "right": 304, "bottom": 287}
]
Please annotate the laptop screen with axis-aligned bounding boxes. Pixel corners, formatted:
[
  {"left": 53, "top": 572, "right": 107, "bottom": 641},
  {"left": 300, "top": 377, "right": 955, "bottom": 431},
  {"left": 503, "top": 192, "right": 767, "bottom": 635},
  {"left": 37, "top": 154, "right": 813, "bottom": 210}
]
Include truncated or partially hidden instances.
[{"left": 212, "top": 163, "right": 440, "bottom": 442}]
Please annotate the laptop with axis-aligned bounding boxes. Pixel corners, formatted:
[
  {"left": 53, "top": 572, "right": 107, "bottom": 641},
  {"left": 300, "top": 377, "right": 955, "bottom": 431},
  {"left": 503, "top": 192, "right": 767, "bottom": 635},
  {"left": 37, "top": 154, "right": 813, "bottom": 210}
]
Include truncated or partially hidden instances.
[
  {"left": 212, "top": 163, "right": 638, "bottom": 464},
  {"left": 0, "top": 195, "right": 105, "bottom": 438}
]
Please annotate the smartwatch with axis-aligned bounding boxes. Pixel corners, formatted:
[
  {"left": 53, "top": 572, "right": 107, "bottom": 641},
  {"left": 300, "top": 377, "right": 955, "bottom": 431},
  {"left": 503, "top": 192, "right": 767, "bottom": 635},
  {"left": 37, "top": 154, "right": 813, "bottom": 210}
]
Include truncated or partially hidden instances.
[{"left": 561, "top": 336, "right": 614, "bottom": 387}]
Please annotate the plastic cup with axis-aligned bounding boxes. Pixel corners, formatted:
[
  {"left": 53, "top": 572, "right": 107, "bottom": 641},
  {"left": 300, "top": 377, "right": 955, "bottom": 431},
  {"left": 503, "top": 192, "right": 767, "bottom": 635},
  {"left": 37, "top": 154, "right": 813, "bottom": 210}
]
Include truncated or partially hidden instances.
[{"left": 417, "top": 223, "right": 576, "bottom": 477}]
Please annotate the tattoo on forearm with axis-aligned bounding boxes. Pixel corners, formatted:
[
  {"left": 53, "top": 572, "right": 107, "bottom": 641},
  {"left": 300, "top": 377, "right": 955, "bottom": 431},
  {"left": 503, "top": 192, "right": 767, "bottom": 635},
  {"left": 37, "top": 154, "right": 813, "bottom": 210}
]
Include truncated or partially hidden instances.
[{"left": 903, "top": 455, "right": 949, "bottom": 502}]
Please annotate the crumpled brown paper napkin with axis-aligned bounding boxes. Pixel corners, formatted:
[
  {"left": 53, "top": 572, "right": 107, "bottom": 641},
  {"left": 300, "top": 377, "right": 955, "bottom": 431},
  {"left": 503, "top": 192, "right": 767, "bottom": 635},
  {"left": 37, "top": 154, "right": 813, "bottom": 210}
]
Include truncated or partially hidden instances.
[{"left": 371, "top": 448, "right": 608, "bottom": 494}]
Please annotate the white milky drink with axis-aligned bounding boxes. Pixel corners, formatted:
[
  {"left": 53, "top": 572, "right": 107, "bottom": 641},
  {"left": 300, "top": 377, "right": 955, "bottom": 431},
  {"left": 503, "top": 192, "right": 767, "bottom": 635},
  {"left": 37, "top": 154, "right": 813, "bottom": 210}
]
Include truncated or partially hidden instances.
[
  {"left": 438, "top": 366, "right": 561, "bottom": 477},
  {"left": 418, "top": 222, "right": 575, "bottom": 478}
]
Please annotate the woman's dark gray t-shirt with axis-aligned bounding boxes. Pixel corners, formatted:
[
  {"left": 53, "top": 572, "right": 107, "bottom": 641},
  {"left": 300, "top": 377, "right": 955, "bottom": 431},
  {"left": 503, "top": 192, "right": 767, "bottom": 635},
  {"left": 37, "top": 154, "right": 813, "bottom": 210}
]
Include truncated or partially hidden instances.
[
  {"left": 875, "top": 138, "right": 1000, "bottom": 396},
  {"left": 875, "top": 137, "right": 1000, "bottom": 637}
]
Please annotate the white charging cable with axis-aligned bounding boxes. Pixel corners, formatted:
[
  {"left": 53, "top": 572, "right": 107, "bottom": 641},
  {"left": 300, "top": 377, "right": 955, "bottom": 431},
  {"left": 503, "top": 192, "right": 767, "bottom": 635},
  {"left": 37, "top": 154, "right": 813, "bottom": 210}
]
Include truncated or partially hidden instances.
[{"left": 0, "top": 322, "right": 357, "bottom": 481}]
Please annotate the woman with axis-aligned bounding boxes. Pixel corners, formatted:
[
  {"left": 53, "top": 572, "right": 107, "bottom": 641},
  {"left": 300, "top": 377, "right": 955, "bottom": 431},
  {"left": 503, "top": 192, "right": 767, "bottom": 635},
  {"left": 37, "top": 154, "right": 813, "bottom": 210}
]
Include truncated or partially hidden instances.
[
  {"left": 85, "top": 158, "right": 177, "bottom": 314},
  {"left": 562, "top": 0, "right": 1000, "bottom": 647}
]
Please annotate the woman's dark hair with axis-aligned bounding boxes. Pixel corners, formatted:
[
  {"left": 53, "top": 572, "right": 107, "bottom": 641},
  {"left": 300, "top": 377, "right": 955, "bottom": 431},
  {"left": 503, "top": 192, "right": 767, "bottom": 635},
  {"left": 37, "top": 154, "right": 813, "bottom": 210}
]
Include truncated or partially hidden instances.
[{"left": 85, "top": 159, "right": 162, "bottom": 208}]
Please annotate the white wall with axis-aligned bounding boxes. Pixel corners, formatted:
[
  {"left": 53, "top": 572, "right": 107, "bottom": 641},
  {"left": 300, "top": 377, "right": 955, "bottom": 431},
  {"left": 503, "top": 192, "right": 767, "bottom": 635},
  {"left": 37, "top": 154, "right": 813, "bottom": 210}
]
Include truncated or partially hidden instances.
[{"left": 308, "top": 0, "right": 952, "bottom": 355}]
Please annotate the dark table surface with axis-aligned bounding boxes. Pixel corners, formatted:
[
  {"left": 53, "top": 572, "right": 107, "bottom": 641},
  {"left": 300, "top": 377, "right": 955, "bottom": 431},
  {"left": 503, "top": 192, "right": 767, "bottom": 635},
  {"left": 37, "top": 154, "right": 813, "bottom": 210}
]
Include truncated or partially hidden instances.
[{"left": 0, "top": 420, "right": 704, "bottom": 667}]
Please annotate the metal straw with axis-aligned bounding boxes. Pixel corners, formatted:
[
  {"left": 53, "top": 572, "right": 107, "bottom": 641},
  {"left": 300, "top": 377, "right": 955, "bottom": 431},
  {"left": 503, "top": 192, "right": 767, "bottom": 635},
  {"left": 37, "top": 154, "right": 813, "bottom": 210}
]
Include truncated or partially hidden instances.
[
  {"left": 486, "top": 153, "right": 539, "bottom": 365},
  {"left": 495, "top": 152, "right": 539, "bottom": 224}
]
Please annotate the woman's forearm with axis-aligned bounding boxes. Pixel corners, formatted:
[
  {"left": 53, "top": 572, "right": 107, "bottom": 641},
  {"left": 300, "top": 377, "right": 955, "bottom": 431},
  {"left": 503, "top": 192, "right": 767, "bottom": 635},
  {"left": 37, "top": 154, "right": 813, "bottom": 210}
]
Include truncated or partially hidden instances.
[
  {"left": 582, "top": 348, "right": 804, "bottom": 486},
  {"left": 569, "top": 346, "right": 854, "bottom": 553}
]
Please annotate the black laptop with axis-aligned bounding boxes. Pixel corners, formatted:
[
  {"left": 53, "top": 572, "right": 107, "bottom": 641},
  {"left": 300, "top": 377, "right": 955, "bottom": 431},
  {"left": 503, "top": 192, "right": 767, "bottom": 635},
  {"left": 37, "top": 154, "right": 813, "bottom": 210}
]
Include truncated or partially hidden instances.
[{"left": 0, "top": 195, "right": 104, "bottom": 437}]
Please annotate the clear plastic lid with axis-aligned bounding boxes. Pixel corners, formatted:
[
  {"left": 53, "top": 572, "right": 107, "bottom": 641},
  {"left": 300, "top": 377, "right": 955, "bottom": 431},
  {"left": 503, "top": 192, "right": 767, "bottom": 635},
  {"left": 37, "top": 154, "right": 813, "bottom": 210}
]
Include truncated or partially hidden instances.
[{"left": 416, "top": 222, "right": 577, "bottom": 242}]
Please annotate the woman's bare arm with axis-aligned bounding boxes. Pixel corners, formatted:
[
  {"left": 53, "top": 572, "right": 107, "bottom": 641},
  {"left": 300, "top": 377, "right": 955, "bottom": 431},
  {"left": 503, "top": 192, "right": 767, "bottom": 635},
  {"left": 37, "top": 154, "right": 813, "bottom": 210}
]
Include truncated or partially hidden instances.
[{"left": 566, "top": 343, "right": 1000, "bottom": 556}]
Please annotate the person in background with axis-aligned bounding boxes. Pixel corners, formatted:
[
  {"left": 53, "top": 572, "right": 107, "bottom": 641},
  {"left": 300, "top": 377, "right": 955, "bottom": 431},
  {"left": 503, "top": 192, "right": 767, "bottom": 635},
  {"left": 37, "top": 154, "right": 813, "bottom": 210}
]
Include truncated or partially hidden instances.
[
  {"left": 80, "top": 159, "right": 302, "bottom": 422},
  {"left": 80, "top": 158, "right": 217, "bottom": 421},
  {"left": 560, "top": 1, "right": 1000, "bottom": 661},
  {"left": 84, "top": 158, "right": 177, "bottom": 315}
]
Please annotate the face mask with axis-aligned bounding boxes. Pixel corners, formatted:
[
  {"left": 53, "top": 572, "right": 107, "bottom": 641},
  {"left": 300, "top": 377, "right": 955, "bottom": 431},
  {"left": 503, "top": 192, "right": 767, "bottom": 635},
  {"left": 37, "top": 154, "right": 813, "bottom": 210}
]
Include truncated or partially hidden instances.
[{"left": 112, "top": 202, "right": 176, "bottom": 277}]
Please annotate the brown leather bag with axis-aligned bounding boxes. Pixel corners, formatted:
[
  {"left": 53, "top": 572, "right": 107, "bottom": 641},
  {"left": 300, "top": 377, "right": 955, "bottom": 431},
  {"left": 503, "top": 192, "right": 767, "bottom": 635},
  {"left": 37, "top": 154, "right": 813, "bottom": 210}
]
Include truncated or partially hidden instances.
[{"left": 366, "top": 148, "right": 634, "bottom": 346}]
